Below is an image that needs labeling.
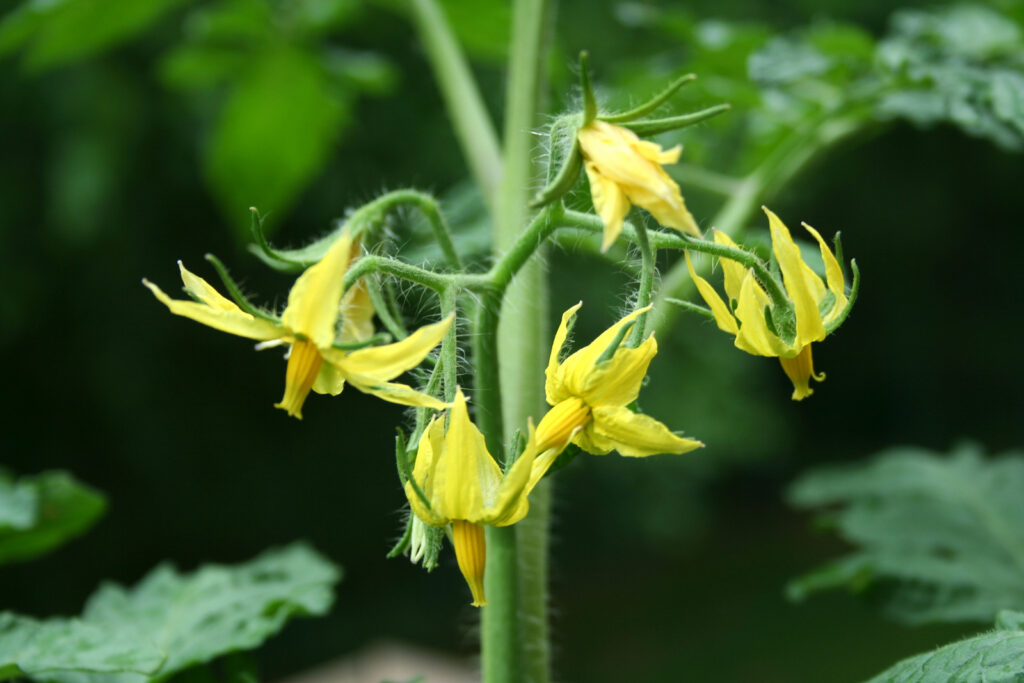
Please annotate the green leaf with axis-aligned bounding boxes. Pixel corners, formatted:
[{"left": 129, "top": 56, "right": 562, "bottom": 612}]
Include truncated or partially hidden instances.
[
  {"left": 788, "top": 444, "right": 1024, "bottom": 625},
  {"left": 0, "top": 470, "right": 106, "bottom": 567},
  {"left": 204, "top": 47, "right": 348, "bottom": 237},
  {"left": 0, "top": 543, "right": 340, "bottom": 682},
  {"left": 0, "top": 0, "right": 192, "bottom": 72},
  {"left": 865, "top": 610, "right": 1024, "bottom": 683},
  {"left": 877, "top": 5, "right": 1024, "bottom": 151}
]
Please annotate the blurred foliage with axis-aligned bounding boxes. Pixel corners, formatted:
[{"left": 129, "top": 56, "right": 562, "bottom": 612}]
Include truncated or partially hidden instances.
[
  {"left": 865, "top": 610, "right": 1024, "bottom": 683},
  {"left": 1, "top": 0, "right": 1024, "bottom": 681},
  {"left": 0, "top": 543, "right": 339, "bottom": 682},
  {"left": 789, "top": 443, "right": 1024, "bottom": 625},
  {"left": 0, "top": 470, "right": 105, "bottom": 567}
]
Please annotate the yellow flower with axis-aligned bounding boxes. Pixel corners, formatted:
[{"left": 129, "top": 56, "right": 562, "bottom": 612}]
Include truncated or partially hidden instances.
[
  {"left": 577, "top": 119, "right": 700, "bottom": 251},
  {"left": 143, "top": 228, "right": 450, "bottom": 418},
  {"left": 533, "top": 303, "right": 703, "bottom": 457},
  {"left": 405, "top": 388, "right": 547, "bottom": 606},
  {"left": 686, "top": 207, "right": 852, "bottom": 400}
]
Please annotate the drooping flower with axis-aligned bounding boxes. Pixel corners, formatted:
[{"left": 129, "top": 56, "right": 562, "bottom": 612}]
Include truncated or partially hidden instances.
[
  {"left": 686, "top": 207, "right": 855, "bottom": 400},
  {"left": 533, "top": 303, "right": 703, "bottom": 457},
  {"left": 405, "top": 388, "right": 548, "bottom": 606},
  {"left": 577, "top": 119, "right": 700, "bottom": 251},
  {"left": 144, "top": 228, "right": 450, "bottom": 418}
]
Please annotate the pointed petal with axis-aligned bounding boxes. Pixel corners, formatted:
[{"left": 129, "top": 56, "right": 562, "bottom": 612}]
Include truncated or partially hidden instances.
[
  {"left": 280, "top": 228, "right": 353, "bottom": 348},
  {"left": 439, "top": 389, "right": 502, "bottom": 521},
  {"left": 733, "top": 270, "right": 792, "bottom": 357},
  {"left": 764, "top": 208, "right": 826, "bottom": 345},
  {"left": 346, "top": 376, "right": 449, "bottom": 409},
  {"left": 589, "top": 405, "right": 703, "bottom": 457},
  {"left": 578, "top": 336, "right": 657, "bottom": 407},
  {"left": 144, "top": 279, "right": 282, "bottom": 341},
  {"left": 686, "top": 252, "right": 739, "bottom": 335},
  {"left": 621, "top": 172, "right": 700, "bottom": 236},
  {"left": 311, "top": 360, "right": 346, "bottom": 395},
  {"left": 802, "top": 222, "right": 848, "bottom": 325},
  {"left": 634, "top": 140, "right": 681, "bottom": 165},
  {"left": 711, "top": 231, "right": 747, "bottom": 304},
  {"left": 178, "top": 262, "right": 240, "bottom": 312},
  {"left": 583, "top": 161, "right": 630, "bottom": 251},
  {"left": 545, "top": 302, "right": 582, "bottom": 405},
  {"left": 407, "top": 416, "right": 447, "bottom": 525},
  {"left": 557, "top": 306, "right": 651, "bottom": 397},
  {"left": 486, "top": 424, "right": 542, "bottom": 527},
  {"left": 339, "top": 278, "right": 376, "bottom": 342},
  {"left": 324, "top": 315, "right": 452, "bottom": 381}
]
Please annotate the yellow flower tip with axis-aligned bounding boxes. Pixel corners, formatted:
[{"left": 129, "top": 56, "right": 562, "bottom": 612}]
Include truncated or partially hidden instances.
[
  {"left": 451, "top": 520, "right": 487, "bottom": 607},
  {"left": 534, "top": 397, "right": 592, "bottom": 452},
  {"left": 779, "top": 345, "right": 825, "bottom": 402},
  {"left": 274, "top": 339, "right": 324, "bottom": 419}
]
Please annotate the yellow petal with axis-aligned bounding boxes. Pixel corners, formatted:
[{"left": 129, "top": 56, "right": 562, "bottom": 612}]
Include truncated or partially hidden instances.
[
  {"left": 345, "top": 376, "right": 449, "bottom": 409},
  {"left": 339, "top": 278, "right": 376, "bottom": 342},
  {"left": 533, "top": 397, "right": 592, "bottom": 452},
  {"left": 588, "top": 405, "right": 703, "bottom": 457},
  {"left": 324, "top": 315, "right": 452, "bottom": 382},
  {"left": 711, "top": 231, "right": 747, "bottom": 304},
  {"left": 407, "top": 416, "right": 447, "bottom": 525},
  {"left": 686, "top": 252, "right": 739, "bottom": 335},
  {"left": 545, "top": 302, "right": 583, "bottom": 405},
  {"left": 733, "top": 270, "right": 792, "bottom": 357},
  {"left": 763, "top": 208, "right": 826, "bottom": 345},
  {"left": 583, "top": 161, "right": 630, "bottom": 252},
  {"left": 620, "top": 172, "right": 700, "bottom": 236},
  {"left": 144, "top": 279, "right": 282, "bottom": 341},
  {"left": 439, "top": 389, "right": 502, "bottom": 521},
  {"left": 486, "top": 423, "right": 543, "bottom": 527},
  {"left": 577, "top": 335, "right": 657, "bottom": 408},
  {"left": 634, "top": 139, "right": 681, "bottom": 165},
  {"left": 280, "top": 228, "right": 353, "bottom": 349},
  {"left": 311, "top": 361, "right": 346, "bottom": 396},
  {"left": 177, "top": 262, "right": 241, "bottom": 312},
  {"left": 802, "top": 222, "right": 848, "bottom": 325},
  {"left": 556, "top": 305, "right": 651, "bottom": 397}
]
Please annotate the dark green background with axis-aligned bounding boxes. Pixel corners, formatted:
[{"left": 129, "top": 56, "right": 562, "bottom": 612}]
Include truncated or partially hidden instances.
[{"left": 1, "top": 0, "right": 1021, "bottom": 680}]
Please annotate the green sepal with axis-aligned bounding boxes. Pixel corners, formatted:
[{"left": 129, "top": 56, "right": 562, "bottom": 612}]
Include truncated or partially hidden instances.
[
  {"left": 394, "top": 429, "right": 431, "bottom": 511},
  {"left": 595, "top": 315, "right": 636, "bottom": 365},
  {"left": 578, "top": 51, "right": 597, "bottom": 125},
  {"left": 330, "top": 332, "right": 392, "bottom": 351},
  {"left": 664, "top": 297, "right": 715, "bottom": 320},
  {"left": 203, "top": 253, "right": 280, "bottom": 323},
  {"left": 602, "top": 73, "right": 696, "bottom": 123},
  {"left": 543, "top": 443, "right": 580, "bottom": 480},
  {"left": 386, "top": 516, "right": 413, "bottom": 559},
  {"left": 422, "top": 524, "right": 443, "bottom": 571},
  {"left": 824, "top": 259, "right": 859, "bottom": 335},
  {"left": 248, "top": 207, "right": 343, "bottom": 272},
  {"left": 504, "top": 428, "right": 526, "bottom": 473},
  {"left": 622, "top": 103, "right": 731, "bottom": 136},
  {"left": 529, "top": 137, "right": 582, "bottom": 208}
]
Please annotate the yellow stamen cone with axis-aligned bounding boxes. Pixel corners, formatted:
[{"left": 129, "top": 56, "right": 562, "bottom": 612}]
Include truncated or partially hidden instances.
[
  {"left": 778, "top": 344, "right": 825, "bottom": 401},
  {"left": 534, "top": 397, "right": 591, "bottom": 451},
  {"left": 275, "top": 340, "right": 324, "bottom": 419},
  {"left": 451, "top": 520, "right": 487, "bottom": 607}
]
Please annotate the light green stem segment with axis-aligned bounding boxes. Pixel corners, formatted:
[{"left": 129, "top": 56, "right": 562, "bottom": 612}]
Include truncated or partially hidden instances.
[
  {"left": 485, "top": 0, "right": 553, "bottom": 681},
  {"left": 407, "top": 0, "right": 503, "bottom": 213}
]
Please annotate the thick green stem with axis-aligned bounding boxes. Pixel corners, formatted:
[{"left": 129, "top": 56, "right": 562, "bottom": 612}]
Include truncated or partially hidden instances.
[
  {"left": 407, "top": 0, "right": 503, "bottom": 213},
  {"left": 483, "top": 0, "right": 553, "bottom": 681}
]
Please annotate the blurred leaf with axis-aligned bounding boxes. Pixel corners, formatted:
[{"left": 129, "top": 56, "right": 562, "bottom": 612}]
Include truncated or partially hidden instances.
[
  {"left": 159, "top": 45, "right": 249, "bottom": 91},
  {"left": 864, "top": 610, "right": 1024, "bottom": 683},
  {"left": 0, "top": 470, "right": 105, "bottom": 567},
  {"left": 0, "top": 0, "right": 192, "bottom": 72},
  {"left": 0, "top": 543, "right": 340, "bottom": 682},
  {"left": 877, "top": 5, "right": 1024, "bottom": 151},
  {"left": 204, "top": 47, "right": 348, "bottom": 237},
  {"left": 0, "top": 614, "right": 165, "bottom": 681},
  {"left": 788, "top": 443, "right": 1024, "bottom": 625}
]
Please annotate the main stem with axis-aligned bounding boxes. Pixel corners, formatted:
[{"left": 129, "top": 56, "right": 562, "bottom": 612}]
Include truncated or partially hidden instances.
[{"left": 483, "top": 0, "right": 552, "bottom": 681}]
